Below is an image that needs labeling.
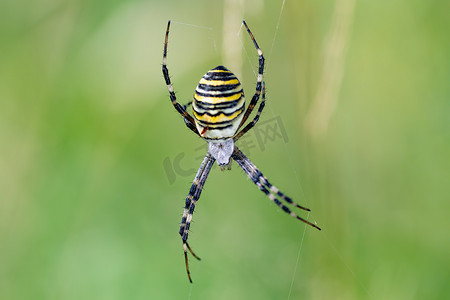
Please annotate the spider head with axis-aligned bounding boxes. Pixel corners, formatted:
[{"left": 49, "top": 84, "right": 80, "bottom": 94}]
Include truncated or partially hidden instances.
[{"left": 208, "top": 139, "right": 234, "bottom": 167}]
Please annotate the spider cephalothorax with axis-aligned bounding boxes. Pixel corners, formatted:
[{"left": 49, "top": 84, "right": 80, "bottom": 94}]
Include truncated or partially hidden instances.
[{"left": 162, "top": 20, "right": 320, "bottom": 283}]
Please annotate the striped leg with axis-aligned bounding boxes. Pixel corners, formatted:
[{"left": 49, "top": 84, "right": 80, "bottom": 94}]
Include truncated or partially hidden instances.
[
  {"left": 162, "top": 20, "right": 200, "bottom": 136},
  {"left": 238, "top": 20, "right": 265, "bottom": 130},
  {"left": 234, "top": 82, "right": 266, "bottom": 142},
  {"left": 232, "top": 147, "right": 321, "bottom": 230},
  {"left": 179, "top": 153, "right": 215, "bottom": 283},
  {"left": 179, "top": 154, "right": 212, "bottom": 239}
]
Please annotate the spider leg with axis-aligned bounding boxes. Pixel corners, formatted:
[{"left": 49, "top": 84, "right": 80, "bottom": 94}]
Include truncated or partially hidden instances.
[
  {"left": 179, "top": 153, "right": 215, "bottom": 283},
  {"left": 179, "top": 154, "right": 212, "bottom": 238},
  {"left": 178, "top": 156, "right": 210, "bottom": 278},
  {"left": 237, "top": 20, "right": 265, "bottom": 130},
  {"left": 232, "top": 147, "right": 321, "bottom": 230},
  {"left": 162, "top": 20, "right": 200, "bottom": 137},
  {"left": 234, "top": 81, "right": 266, "bottom": 142}
]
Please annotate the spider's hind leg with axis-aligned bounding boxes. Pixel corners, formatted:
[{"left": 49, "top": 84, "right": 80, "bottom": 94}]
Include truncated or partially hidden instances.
[
  {"left": 178, "top": 153, "right": 215, "bottom": 283},
  {"left": 232, "top": 146, "right": 321, "bottom": 230},
  {"left": 258, "top": 174, "right": 310, "bottom": 212}
]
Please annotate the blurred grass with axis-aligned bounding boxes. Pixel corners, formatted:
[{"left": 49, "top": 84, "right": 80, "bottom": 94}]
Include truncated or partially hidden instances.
[{"left": 0, "top": 0, "right": 449, "bottom": 299}]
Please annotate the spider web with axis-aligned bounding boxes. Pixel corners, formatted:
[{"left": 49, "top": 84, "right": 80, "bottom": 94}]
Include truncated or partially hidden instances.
[
  {"left": 173, "top": 0, "right": 370, "bottom": 298},
  {"left": 229, "top": 1, "right": 316, "bottom": 296},
  {"left": 236, "top": 1, "right": 371, "bottom": 299},
  {"left": 236, "top": 1, "right": 318, "bottom": 297},
  {"left": 175, "top": 2, "right": 313, "bottom": 298},
  {"left": 262, "top": 2, "right": 315, "bottom": 298}
]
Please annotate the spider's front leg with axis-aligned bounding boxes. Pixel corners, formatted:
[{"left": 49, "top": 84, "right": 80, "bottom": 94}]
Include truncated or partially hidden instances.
[
  {"left": 162, "top": 21, "right": 200, "bottom": 137},
  {"left": 179, "top": 153, "right": 215, "bottom": 283},
  {"left": 234, "top": 82, "right": 266, "bottom": 142},
  {"left": 237, "top": 20, "right": 265, "bottom": 130}
]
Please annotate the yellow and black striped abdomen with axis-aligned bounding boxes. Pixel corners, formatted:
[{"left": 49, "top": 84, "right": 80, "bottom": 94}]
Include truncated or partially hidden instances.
[{"left": 193, "top": 66, "right": 245, "bottom": 140}]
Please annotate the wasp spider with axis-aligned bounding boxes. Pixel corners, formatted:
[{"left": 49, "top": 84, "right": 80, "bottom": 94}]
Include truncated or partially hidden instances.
[{"left": 162, "top": 20, "right": 321, "bottom": 283}]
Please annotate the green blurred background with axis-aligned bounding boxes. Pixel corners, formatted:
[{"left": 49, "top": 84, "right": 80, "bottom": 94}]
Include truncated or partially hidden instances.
[{"left": 0, "top": 0, "right": 448, "bottom": 299}]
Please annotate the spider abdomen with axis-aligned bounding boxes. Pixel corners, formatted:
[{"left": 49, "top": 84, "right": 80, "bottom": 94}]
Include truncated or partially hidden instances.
[{"left": 192, "top": 66, "right": 245, "bottom": 140}]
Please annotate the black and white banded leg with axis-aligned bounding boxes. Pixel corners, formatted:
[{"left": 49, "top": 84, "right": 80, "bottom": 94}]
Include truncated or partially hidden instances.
[
  {"left": 179, "top": 154, "right": 212, "bottom": 245},
  {"left": 232, "top": 147, "right": 321, "bottom": 230},
  {"left": 162, "top": 21, "right": 200, "bottom": 136},
  {"left": 234, "top": 82, "right": 266, "bottom": 142},
  {"left": 179, "top": 153, "right": 216, "bottom": 282},
  {"left": 237, "top": 20, "right": 265, "bottom": 130}
]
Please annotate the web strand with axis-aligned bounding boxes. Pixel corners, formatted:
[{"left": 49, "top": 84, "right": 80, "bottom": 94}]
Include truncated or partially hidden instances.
[
  {"left": 171, "top": 21, "right": 214, "bottom": 31},
  {"left": 236, "top": 1, "right": 319, "bottom": 292},
  {"left": 265, "top": 0, "right": 369, "bottom": 298},
  {"left": 173, "top": 1, "right": 367, "bottom": 295},
  {"left": 186, "top": 284, "right": 193, "bottom": 300},
  {"left": 287, "top": 214, "right": 309, "bottom": 299},
  {"left": 267, "top": 0, "right": 286, "bottom": 72}
]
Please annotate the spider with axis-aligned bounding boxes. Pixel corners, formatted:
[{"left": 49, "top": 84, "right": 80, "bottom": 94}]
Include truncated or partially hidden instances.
[{"left": 162, "top": 20, "right": 321, "bottom": 283}]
